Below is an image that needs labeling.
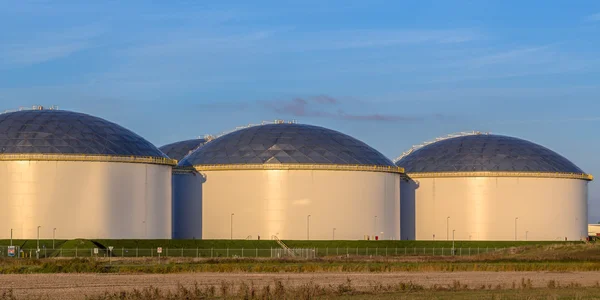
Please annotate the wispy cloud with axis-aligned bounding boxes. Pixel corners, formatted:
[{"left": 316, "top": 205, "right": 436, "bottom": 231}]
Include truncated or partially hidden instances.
[
  {"left": 489, "top": 116, "right": 600, "bottom": 125},
  {"left": 262, "top": 95, "right": 442, "bottom": 122},
  {"left": 462, "top": 46, "right": 549, "bottom": 68},
  {"left": 0, "top": 25, "right": 103, "bottom": 68},
  {"left": 584, "top": 12, "right": 600, "bottom": 22}
]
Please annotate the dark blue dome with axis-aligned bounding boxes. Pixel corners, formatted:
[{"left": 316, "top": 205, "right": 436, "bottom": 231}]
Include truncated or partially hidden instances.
[
  {"left": 159, "top": 139, "right": 206, "bottom": 161},
  {"left": 179, "top": 123, "right": 395, "bottom": 167},
  {"left": 0, "top": 109, "right": 168, "bottom": 158},
  {"left": 396, "top": 134, "right": 585, "bottom": 174}
]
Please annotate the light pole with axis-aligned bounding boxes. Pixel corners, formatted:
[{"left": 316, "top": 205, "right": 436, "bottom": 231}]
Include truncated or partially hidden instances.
[
  {"left": 307, "top": 215, "right": 311, "bottom": 240},
  {"left": 452, "top": 229, "right": 455, "bottom": 255},
  {"left": 446, "top": 216, "right": 450, "bottom": 240},
  {"left": 10, "top": 228, "right": 13, "bottom": 247},
  {"left": 374, "top": 216, "right": 378, "bottom": 238},
  {"left": 433, "top": 234, "right": 435, "bottom": 241},
  {"left": 230, "top": 213, "right": 234, "bottom": 240},
  {"left": 37, "top": 226, "right": 41, "bottom": 259},
  {"left": 514, "top": 217, "right": 519, "bottom": 241},
  {"left": 526, "top": 231, "right": 529, "bottom": 241},
  {"left": 332, "top": 228, "right": 336, "bottom": 240},
  {"left": 53, "top": 228, "right": 56, "bottom": 250}
]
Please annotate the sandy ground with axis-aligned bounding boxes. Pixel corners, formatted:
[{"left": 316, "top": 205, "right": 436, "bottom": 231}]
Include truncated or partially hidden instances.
[{"left": 1, "top": 272, "right": 599, "bottom": 299}]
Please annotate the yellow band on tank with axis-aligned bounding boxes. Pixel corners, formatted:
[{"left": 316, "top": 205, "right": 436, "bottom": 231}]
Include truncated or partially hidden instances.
[
  {"left": 187, "top": 163, "right": 404, "bottom": 174},
  {"left": 0, "top": 153, "right": 177, "bottom": 166},
  {"left": 405, "top": 171, "right": 593, "bottom": 181}
]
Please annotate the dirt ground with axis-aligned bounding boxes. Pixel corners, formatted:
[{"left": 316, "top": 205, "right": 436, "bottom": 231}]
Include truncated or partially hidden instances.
[{"left": 1, "top": 272, "right": 599, "bottom": 299}]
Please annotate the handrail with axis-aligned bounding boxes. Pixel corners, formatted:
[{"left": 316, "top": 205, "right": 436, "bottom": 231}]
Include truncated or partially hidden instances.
[
  {"left": 0, "top": 153, "right": 177, "bottom": 166},
  {"left": 187, "top": 163, "right": 404, "bottom": 174},
  {"left": 405, "top": 171, "right": 593, "bottom": 181},
  {"left": 271, "top": 235, "right": 295, "bottom": 257}
]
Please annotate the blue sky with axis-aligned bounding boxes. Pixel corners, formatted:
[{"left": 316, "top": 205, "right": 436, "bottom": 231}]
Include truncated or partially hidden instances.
[{"left": 1, "top": 1, "right": 600, "bottom": 221}]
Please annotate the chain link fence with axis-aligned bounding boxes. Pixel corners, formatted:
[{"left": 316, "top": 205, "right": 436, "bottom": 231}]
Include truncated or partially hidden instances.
[{"left": 1, "top": 246, "right": 503, "bottom": 259}]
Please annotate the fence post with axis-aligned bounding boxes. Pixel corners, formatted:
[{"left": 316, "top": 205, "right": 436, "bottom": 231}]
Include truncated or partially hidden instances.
[
  {"left": 326, "top": 247, "right": 328, "bottom": 256},
  {"left": 76, "top": 247, "right": 78, "bottom": 258},
  {"left": 256, "top": 248, "right": 258, "bottom": 258},
  {"left": 211, "top": 248, "right": 213, "bottom": 258},
  {"left": 136, "top": 248, "right": 138, "bottom": 258},
  {"left": 242, "top": 248, "right": 244, "bottom": 258},
  {"left": 442, "top": 247, "right": 444, "bottom": 256},
  {"left": 197, "top": 247, "right": 199, "bottom": 258},
  {"left": 227, "top": 248, "right": 229, "bottom": 257},
  {"left": 356, "top": 247, "right": 358, "bottom": 256},
  {"left": 122, "top": 247, "right": 124, "bottom": 257},
  {"left": 366, "top": 247, "right": 368, "bottom": 255},
  {"left": 376, "top": 247, "right": 378, "bottom": 256},
  {"left": 181, "top": 248, "right": 183, "bottom": 257}
]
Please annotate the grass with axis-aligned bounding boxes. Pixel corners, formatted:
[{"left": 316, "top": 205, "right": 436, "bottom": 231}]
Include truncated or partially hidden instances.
[{"left": 57, "top": 278, "right": 600, "bottom": 300}]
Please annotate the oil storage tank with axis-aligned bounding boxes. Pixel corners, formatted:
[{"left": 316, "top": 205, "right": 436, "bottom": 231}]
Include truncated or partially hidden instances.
[
  {"left": 0, "top": 108, "right": 176, "bottom": 239},
  {"left": 396, "top": 132, "right": 593, "bottom": 241},
  {"left": 159, "top": 138, "right": 207, "bottom": 162},
  {"left": 175, "top": 122, "right": 402, "bottom": 240},
  {"left": 160, "top": 138, "right": 207, "bottom": 240}
]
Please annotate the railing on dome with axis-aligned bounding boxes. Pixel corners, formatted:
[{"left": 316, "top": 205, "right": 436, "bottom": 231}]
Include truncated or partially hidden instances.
[
  {"left": 2, "top": 105, "right": 59, "bottom": 115},
  {"left": 0, "top": 153, "right": 177, "bottom": 166},
  {"left": 408, "top": 171, "right": 593, "bottom": 181},
  {"left": 393, "top": 131, "right": 489, "bottom": 163},
  {"left": 188, "top": 163, "right": 404, "bottom": 174},
  {"left": 206, "top": 119, "right": 298, "bottom": 143}
]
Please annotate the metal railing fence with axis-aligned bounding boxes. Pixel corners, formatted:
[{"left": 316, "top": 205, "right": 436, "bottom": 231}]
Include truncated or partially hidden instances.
[{"left": 1, "top": 246, "right": 503, "bottom": 259}]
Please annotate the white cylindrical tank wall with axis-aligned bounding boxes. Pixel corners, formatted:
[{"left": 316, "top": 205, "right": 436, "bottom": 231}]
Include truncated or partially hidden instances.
[
  {"left": 402, "top": 176, "right": 588, "bottom": 241},
  {"left": 0, "top": 160, "right": 172, "bottom": 239},
  {"left": 172, "top": 170, "right": 204, "bottom": 239},
  {"left": 197, "top": 169, "right": 400, "bottom": 240}
]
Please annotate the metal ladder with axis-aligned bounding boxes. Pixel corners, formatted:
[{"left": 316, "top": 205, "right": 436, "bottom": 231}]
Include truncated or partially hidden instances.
[{"left": 272, "top": 235, "right": 295, "bottom": 257}]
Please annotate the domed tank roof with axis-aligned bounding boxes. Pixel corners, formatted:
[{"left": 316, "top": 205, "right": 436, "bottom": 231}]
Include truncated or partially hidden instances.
[
  {"left": 396, "top": 133, "right": 589, "bottom": 177},
  {"left": 179, "top": 123, "right": 400, "bottom": 173},
  {"left": 0, "top": 109, "right": 174, "bottom": 165},
  {"left": 159, "top": 138, "right": 206, "bottom": 161}
]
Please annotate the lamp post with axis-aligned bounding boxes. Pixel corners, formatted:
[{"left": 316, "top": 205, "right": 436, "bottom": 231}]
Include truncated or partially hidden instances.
[
  {"left": 332, "top": 228, "right": 336, "bottom": 240},
  {"left": 374, "top": 216, "right": 378, "bottom": 238},
  {"left": 514, "top": 217, "right": 519, "bottom": 241},
  {"left": 53, "top": 228, "right": 56, "bottom": 250},
  {"left": 307, "top": 215, "right": 311, "bottom": 240},
  {"left": 37, "top": 226, "right": 41, "bottom": 259},
  {"left": 230, "top": 213, "right": 234, "bottom": 240},
  {"left": 452, "top": 229, "right": 456, "bottom": 255},
  {"left": 446, "top": 216, "right": 450, "bottom": 240}
]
